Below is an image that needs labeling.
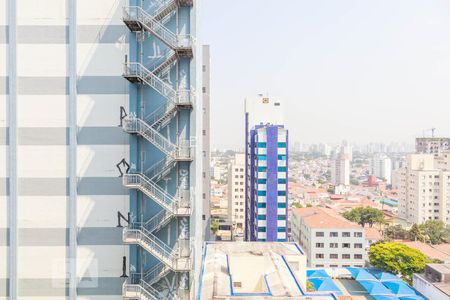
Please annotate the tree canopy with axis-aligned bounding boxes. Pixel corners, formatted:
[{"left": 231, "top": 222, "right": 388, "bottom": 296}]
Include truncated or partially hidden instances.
[
  {"left": 369, "top": 242, "right": 429, "bottom": 284},
  {"left": 419, "top": 220, "right": 450, "bottom": 245},
  {"left": 343, "top": 206, "right": 384, "bottom": 227}
]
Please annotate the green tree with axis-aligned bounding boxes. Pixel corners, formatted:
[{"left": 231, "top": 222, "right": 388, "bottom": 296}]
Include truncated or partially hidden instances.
[
  {"left": 306, "top": 203, "right": 313, "bottom": 208},
  {"left": 343, "top": 207, "right": 384, "bottom": 227},
  {"left": 211, "top": 221, "right": 220, "bottom": 235},
  {"left": 369, "top": 242, "right": 429, "bottom": 284},
  {"left": 419, "top": 220, "right": 450, "bottom": 245},
  {"left": 291, "top": 203, "right": 303, "bottom": 208},
  {"left": 385, "top": 225, "right": 409, "bottom": 240},
  {"left": 408, "top": 224, "right": 428, "bottom": 242}
]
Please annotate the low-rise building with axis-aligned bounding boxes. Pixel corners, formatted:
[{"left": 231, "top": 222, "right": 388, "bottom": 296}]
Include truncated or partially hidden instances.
[
  {"left": 414, "top": 263, "right": 450, "bottom": 300},
  {"left": 291, "top": 207, "right": 367, "bottom": 268}
]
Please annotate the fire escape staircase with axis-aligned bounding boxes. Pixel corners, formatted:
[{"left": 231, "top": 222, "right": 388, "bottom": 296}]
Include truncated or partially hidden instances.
[
  {"left": 123, "top": 5, "right": 193, "bottom": 57},
  {"left": 122, "top": 1, "right": 194, "bottom": 298}
]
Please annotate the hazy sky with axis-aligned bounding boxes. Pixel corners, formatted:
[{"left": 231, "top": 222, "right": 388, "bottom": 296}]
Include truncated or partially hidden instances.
[{"left": 201, "top": 0, "right": 450, "bottom": 150}]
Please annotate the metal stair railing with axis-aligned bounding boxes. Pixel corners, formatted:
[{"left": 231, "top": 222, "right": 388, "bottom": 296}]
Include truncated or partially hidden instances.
[
  {"left": 123, "top": 6, "right": 192, "bottom": 50},
  {"left": 123, "top": 62, "right": 193, "bottom": 107},
  {"left": 123, "top": 173, "right": 179, "bottom": 214},
  {"left": 144, "top": 209, "right": 173, "bottom": 233},
  {"left": 123, "top": 274, "right": 164, "bottom": 300},
  {"left": 123, "top": 117, "right": 177, "bottom": 157},
  {"left": 124, "top": 224, "right": 178, "bottom": 267},
  {"left": 145, "top": 101, "right": 177, "bottom": 129},
  {"left": 144, "top": 156, "right": 177, "bottom": 182},
  {"left": 143, "top": 262, "right": 171, "bottom": 285},
  {"left": 153, "top": 0, "right": 177, "bottom": 22}
]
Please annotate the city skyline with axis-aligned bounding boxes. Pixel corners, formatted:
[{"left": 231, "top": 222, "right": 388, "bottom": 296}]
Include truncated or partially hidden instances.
[{"left": 202, "top": 0, "right": 450, "bottom": 149}]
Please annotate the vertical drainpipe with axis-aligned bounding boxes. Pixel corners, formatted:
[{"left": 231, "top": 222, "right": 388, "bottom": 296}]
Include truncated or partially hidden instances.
[
  {"left": 68, "top": 0, "right": 78, "bottom": 299},
  {"left": 8, "top": 0, "right": 17, "bottom": 298}
]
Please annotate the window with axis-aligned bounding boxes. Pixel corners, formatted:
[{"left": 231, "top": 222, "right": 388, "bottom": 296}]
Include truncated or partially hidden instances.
[
  {"left": 316, "top": 254, "right": 324, "bottom": 259},
  {"left": 354, "top": 232, "right": 362, "bottom": 238},
  {"left": 257, "top": 142, "right": 267, "bottom": 148},
  {"left": 330, "top": 254, "right": 338, "bottom": 259},
  {"left": 342, "top": 254, "right": 351, "bottom": 259},
  {"left": 258, "top": 155, "right": 267, "bottom": 160},
  {"left": 258, "top": 166, "right": 267, "bottom": 172},
  {"left": 257, "top": 191, "right": 266, "bottom": 196},
  {"left": 342, "top": 232, "right": 350, "bottom": 237},
  {"left": 330, "top": 232, "right": 338, "bottom": 237},
  {"left": 278, "top": 191, "right": 286, "bottom": 196},
  {"left": 278, "top": 167, "right": 287, "bottom": 172},
  {"left": 316, "top": 232, "right": 324, "bottom": 237},
  {"left": 277, "top": 202, "right": 286, "bottom": 208},
  {"left": 330, "top": 265, "right": 338, "bottom": 268},
  {"left": 202, "top": 87, "right": 206, "bottom": 93},
  {"left": 257, "top": 179, "right": 267, "bottom": 184},
  {"left": 278, "top": 155, "right": 286, "bottom": 160},
  {"left": 257, "top": 227, "right": 266, "bottom": 232},
  {"left": 257, "top": 215, "right": 266, "bottom": 220},
  {"left": 316, "top": 243, "right": 324, "bottom": 248},
  {"left": 330, "top": 243, "right": 338, "bottom": 248},
  {"left": 257, "top": 203, "right": 266, "bottom": 208},
  {"left": 277, "top": 215, "right": 286, "bottom": 220},
  {"left": 354, "top": 254, "right": 363, "bottom": 259},
  {"left": 354, "top": 243, "right": 363, "bottom": 248},
  {"left": 277, "top": 142, "right": 287, "bottom": 148},
  {"left": 343, "top": 243, "right": 351, "bottom": 248},
  {"left": 277, "top": 227, "right": 286, "bottom": 232},
  {"left": 278, "top": 178, "right": 286, "bottom": 184}
]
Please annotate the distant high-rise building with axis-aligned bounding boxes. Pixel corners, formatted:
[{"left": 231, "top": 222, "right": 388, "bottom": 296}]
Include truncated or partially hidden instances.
[
  {"left": 331, "top": 152, "right": 350, "bottom": 186},
  {"left": 227, "top": 153, "right": 246, "bottom": 236},
  {"left": 245, "top": 96, "right": 288, "bottom": 242},
  {"left": 371, "top": 153, "right": 392, "bottom": 184},
  {"left": 416, "top": 137, "right": 450, "bottom": 154},
  {"left": 398, "top": 153, "right": 450, "bottom": 225}
]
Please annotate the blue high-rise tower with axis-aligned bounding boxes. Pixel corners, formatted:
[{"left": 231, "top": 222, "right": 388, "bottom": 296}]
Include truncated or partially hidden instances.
[
  {"left": 245, "top": 96, "right": 288, "bottom": 242},
  {"left": 121, "top": 1, "right": 203, "bottom": 299}
]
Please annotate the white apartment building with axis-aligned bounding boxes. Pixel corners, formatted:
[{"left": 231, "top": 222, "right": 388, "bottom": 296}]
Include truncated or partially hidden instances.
[
  {"left": 291, "top": 208, "right": 367, "bottom": 268},
  {"left": 331, "top": 153, "right": 350, "bottom": 186},
  {"left": 398, "top": 153, "right": 450, "bottom": 225},
  {"left": 371, "top": 153, "right": 392, "bottom": 184},
  {"left": 228, "top": 153, "right": 246, "bottom": 235}
]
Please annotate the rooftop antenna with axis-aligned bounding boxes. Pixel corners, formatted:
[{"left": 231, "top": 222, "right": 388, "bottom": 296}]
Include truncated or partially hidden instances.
[{"left": 431, "top": 127, "right": 436, "bottom": 138}]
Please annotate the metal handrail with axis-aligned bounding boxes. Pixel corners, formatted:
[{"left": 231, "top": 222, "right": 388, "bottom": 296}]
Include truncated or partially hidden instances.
[
  {"left": 143, "top": 262, "right": 170, "bottom": 284},
  {"left": 123, "top": 173, "right": 178, "bottom": 212},
  {"left": 123, "top": 275, "right": 163, "bottom": 300},
  {"left": 123, "top": 117, "right": 177, "bottom": 156},
  {"left": 123, "top": 6, "right": 192, "bottom": 49},
  {"left": 153, "top": 0, "right": 177, "bottom": 19},
  {"left": 144, "top": 209, "right": 172, "bottom": 232},
  {"left": 123, "top": 62, "right": 177, "bottom": 102},
  {"left": 124, "top": 225, "right": 177, "bottom": 263}
]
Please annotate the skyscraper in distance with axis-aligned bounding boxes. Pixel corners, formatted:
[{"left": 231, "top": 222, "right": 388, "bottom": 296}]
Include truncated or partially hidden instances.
[{"left": 245, "top": 96, "right": 288, "bottom": 242}]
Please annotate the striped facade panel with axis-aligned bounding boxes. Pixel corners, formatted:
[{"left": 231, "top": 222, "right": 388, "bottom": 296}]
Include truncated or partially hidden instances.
[
  {"left": 0, "top": 0, "right": 129, "bottom": 298},
  {"left": 76, "top": 0, "right": 128, "bottom": 299},
  {"left": 0, "top": 0, "right": 8, "bottom": 298}
]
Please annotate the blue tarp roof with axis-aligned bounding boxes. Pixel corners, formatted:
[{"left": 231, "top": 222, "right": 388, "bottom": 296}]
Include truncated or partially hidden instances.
[
  {"left": 308, "top": 278, "right": 342, "bottom": 295},
  {"left": 347, "top": 268, "right": 378, "bottom": 281},
  {"left": 358, "top": 280, "right": 393, "bottom": 295},
  {"left": 373, "top": 271, "right": 403, "bottom": 282},
  {"left": 383, "top": 281, "right": 416, "bottom": 296},
  {"left": 307, "top": 269, "right": 330, "bottom": 279},
  {"left": 372, "top": 296, "right": 401, "bottom": 300}
]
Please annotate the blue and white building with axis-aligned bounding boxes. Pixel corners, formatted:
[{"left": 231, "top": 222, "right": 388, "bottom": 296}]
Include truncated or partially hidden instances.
[{"left": 245, "top": 96, "right": 288, "bottom": 242}]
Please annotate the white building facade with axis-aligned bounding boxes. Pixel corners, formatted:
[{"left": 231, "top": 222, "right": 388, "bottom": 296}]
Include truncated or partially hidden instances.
[
  {"left": 398, "top": 153, "right": 450, "bottom": 226},
  {"left": 228, "top": 153, "right": 245, "bottom": 236},
  {"left": 291, "top": 208, "right": 367, "bottom": 268},
  {"left": 371, "top": 153, "right": 392, "bottom": 184}
]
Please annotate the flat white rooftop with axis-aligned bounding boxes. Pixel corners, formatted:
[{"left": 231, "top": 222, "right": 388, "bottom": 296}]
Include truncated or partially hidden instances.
[{"left": 198, "top": 242, "right": 337, "bottom": 299}]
